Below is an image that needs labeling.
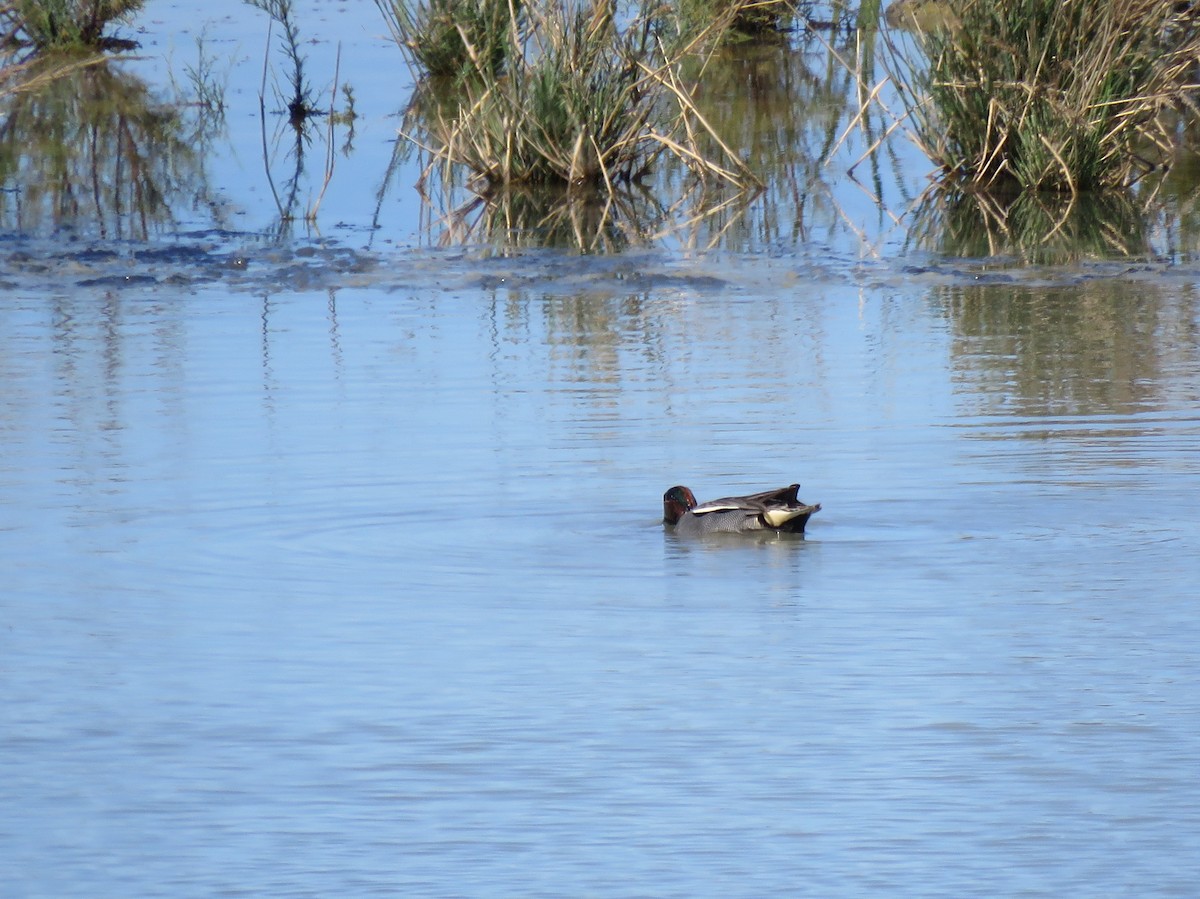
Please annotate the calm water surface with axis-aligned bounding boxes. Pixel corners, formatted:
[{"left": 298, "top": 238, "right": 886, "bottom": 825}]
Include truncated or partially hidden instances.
[
  {"left": 4, "top": 0, "right": 1200, "bottom": 895},
  {"left": 3, "top": 257, "right": 1199, "bottom": 897}
]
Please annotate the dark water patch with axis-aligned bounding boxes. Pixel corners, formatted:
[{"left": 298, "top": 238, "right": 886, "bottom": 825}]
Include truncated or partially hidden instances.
[
  {"left": 1, "top": 235, "right": 378, "bottom": 294},
  {"left": 7, "top": 229, "right": 1200, "bottom": 299},
  {"left": 73, "top": 247, "right": 123, "bottom": 263},
  {"left": 75, "top": 274, "right": 160, "bottom": 288},
  {"left": 133, "top": 244, "right": 221, "bottom": 266},
  {"left": 1, "top": 235, "right": 740, "bottom": 297},
  {"left": 893, "top": 257, "right": 1173, "bottom": 288},
  {"left": 470, "top": 250, "right": 732, "bottom": 295}
]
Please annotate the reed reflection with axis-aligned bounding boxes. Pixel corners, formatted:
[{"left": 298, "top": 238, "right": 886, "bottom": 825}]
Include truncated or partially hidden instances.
[
  {"left": 1152, "top": 148, "right": 1200, "bottom": 261},
  {"left": 389, "top": 5, "right": 893, "bottom": 253},
  {"left": 666, "top": 3, "right": 895, "bottom": 252},
  {"left": 942, "top": 278, "right": 1200, "bottom": 419},
  {"left": 486, "top": 286, "right": 668, "bottom": 382},
  {"left": 908, "top": 189, "right": 1153, "bottom": 263},
  {"left": 0, "top": 58, "right": 209, "bottom": 239},
  {"left": 396, "top": 80, "right": 763, "bottom": 253}
]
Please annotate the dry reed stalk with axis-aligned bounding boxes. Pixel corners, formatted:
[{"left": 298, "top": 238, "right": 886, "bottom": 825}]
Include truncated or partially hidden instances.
[
  {"left": 398, "top": 1, "right": 761, "bottom": 194},
  {"left": 0, "top": 51, "right": 107, "bottom": 97},
  {"left": 878, "top": 0, "right": 1200, "bottom": 192}
]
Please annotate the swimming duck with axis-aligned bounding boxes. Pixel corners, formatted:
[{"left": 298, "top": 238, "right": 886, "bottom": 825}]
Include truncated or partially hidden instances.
[{"left": 663, "top": 484, "right": 820, "bottom": 536}]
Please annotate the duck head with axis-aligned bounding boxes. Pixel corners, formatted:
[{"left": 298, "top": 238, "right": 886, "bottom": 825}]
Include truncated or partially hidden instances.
[{"left": 663, "top": 485, "right": 698, "bottom": 524}]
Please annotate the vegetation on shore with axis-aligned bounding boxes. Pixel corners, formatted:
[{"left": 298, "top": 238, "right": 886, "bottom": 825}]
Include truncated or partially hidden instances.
[
  {"left": 672, "top": 0, "right": 800, "bottom": 42},
  {"left": 883, "top": 0, "right": 1200, "bottom": 193},
  {"left": 0, "top": 0, "right": 142, "bottom": 50},
  {"left": 9, "top": 0, "right": 1200, "bottom": 251},
  {"left": 392, "top": 0, "right": 762, "bottom": 194},
  {"left": 375, "top": 0, "right": 518, "bottom": 78},
  {"left": 1, "top": 0, "right": 142, "bottom": 99}
]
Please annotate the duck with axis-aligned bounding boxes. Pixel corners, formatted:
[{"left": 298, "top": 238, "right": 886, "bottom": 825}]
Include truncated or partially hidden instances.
[{"left": 663, "top": 483, "right": 820, "bottom": 536}]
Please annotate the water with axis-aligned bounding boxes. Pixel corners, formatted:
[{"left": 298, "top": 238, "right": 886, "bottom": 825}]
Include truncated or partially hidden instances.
[
  {"left": 4, "top": 1, "right": 1200, "bottom": 895},
  {"left": 4, "top": 259, "right": 1199, "bottom": 896}
]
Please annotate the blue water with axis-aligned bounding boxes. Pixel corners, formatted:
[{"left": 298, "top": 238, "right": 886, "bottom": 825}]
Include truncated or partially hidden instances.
[
  {"left": 3, "top": 263, "right": 1200, "bottom": 896},
  {"left": 4, "top": 0, "right": 1200, "bottom": 894}
]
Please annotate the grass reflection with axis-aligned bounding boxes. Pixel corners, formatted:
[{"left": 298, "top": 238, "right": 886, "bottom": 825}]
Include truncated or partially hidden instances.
[
  {"left": 1151, "top": 148, "right": 1200, "bottom": 262},
  {"left": 0, "top": 58, "right": 207, "bottom": 238},
  {"left": 398, "top": 3, "right": 893, "bottom": 251},
  {"left": 486, "top": 285, "right": 671, "bottom": 394},
  {"left": 907, "top": 189, "right": 1152, "bottom": 264},
  {"left": 438, "top": 187, "right": 649, "bottom": 252},
  {"left": 901, "top": 151, "right": 1200, "bottom": 263},
  {"left": 674, "top": 10, "right": 886, "bottom": 251},
  {"left": 421, "top": 179, "right": 765, "bottom": 252},
  {"left": 9, "top": 1, "right": 1200, "bottom": 258},
  {"left": 943, "top": 277, "right": 1199, "bottom": 419}
]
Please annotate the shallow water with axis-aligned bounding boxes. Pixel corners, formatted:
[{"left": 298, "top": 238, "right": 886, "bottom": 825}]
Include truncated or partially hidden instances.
[
  {"left": 4, "top": 1, "right": 1200, "bottom": 896},
  {"left": 5, "top": 259, "right": 1200, "bottom": 896}
]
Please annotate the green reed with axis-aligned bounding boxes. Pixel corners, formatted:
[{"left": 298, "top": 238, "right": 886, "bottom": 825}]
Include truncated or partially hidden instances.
[
  {"left": 671, "top": 0, "right": 798, "bottom": 41},
  {"left": 375, "top": 0, "right": 518, "bottom": 78},
  {"left": 1, "top": 0, "right": 143, "bottom": 49},
  {"left": 396, "top": 0, "right": 760, "bottom": 192},
  {"left": 888, "top": 0, "right": 1200, "bottom": 192}
]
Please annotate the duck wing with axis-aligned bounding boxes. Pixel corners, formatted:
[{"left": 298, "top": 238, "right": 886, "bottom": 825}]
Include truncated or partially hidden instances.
[
  {"left": 691, "top": 484, "right": 819, "bottom": 532},
  {"left": 691, "top": 484, "right": 802, "bottom": 515}
]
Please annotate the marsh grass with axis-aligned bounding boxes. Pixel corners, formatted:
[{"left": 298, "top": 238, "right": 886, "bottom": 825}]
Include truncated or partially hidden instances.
[
  {"left": 246, "top": 0, "right": 352, "bottom": 224},
  {"left": 0, "top": 49, "right": 103, "bottom": 96},
  {"left": 376, "top": 0, "right": 517, "bottom": 77},
  {"left": 399, "top": 1, "right": 760, "bottom": 194},
  {"left": 883, "top": 0, "right": 1200, "bottom": 193},
  {"left": 0, "top": 0, "right": 142, "bottom": 50},
  {"left": 174, "top": 30, "right": 229, "bottom": 129},
  {"left": 670, "top": 0, "right": 799, "bottom": 42}
]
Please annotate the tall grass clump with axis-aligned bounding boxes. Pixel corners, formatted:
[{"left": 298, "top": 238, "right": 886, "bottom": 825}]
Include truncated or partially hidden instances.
[
  {"left": 672, "top": 0, "right": 799, "bottom": 41},
  {"left": 0, "top": 0, "right": 143, "bottom": 49},
  {"left": 376, "top": 0, "right": 518, "bottom": 77},
  {"left": 888, "top": 0, "right": 1200, "bottom": 193},
  {"left": 398, "top": 0, "right": 759, "bottom": 193}
]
